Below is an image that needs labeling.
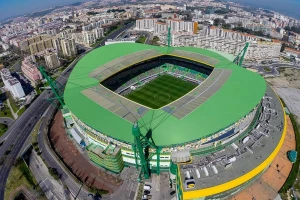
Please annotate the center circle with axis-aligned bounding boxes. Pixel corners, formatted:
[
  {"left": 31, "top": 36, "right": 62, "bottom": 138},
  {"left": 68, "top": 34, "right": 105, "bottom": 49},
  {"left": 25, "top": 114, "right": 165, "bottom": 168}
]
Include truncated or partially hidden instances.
[{"left": 154, "top": 93, "right": 171, "bottom": 102}]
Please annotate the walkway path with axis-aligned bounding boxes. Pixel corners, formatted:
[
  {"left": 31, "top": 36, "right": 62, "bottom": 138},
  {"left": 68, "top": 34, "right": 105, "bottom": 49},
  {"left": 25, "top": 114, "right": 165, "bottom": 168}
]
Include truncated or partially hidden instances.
[
  {"left": 9, "top": 185, "right": 36, "bottom": 200},
  {"left": 6, "top": 99, "right": 18, "bottom": 120},
  {"left": 0, "top": 117, "right": 14, "bottom": 127}
]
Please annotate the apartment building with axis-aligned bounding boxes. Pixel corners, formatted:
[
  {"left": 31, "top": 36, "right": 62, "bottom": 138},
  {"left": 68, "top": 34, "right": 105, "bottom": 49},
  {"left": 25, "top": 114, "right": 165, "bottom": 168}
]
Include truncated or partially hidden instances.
[
  {"left": 169, "top": 34, "right": 281, "bottom": 61},
  {"left": 136, "top": 18, "right": 198, "bottom": 34},
  {"left": 21, "top": 56, "right": 43, "bottom": 86},
  {"left": 135, "top": 18, "right": 158, "bottom": 31},
  {"left": 0, "top": 68, "right": 25, "bottom": 99},
  {"left": 83, "top": 28, "right": 104, "bottom": 44},
  {"left": 45, "top": 53, "right": 61, "bottom": 69},
  {"left": 61, "top": 38, "right": 77, "bottom": 57}
]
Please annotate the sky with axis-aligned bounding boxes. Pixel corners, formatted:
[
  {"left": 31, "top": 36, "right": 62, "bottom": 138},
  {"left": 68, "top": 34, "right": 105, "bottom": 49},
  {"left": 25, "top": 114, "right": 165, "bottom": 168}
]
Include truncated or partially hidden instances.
[
  {"left": 0, "top": 0, "right": 300, "bottom": 21},
  {"left": 0, "top": 0, "right": 89, "bottom": 21}
]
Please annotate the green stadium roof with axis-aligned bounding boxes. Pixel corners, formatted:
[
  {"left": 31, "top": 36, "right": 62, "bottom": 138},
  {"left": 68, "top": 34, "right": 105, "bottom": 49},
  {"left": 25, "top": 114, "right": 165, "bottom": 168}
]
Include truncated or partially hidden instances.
[{"left": 64, "top": 43, "right": 266, "bottom": 146}]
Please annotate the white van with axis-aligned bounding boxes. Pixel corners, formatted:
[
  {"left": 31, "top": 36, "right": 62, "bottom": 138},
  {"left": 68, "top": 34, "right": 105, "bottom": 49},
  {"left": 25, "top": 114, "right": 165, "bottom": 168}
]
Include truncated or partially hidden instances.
[{"left": 144, "top": 185, "right": 152, "bottom": 191}]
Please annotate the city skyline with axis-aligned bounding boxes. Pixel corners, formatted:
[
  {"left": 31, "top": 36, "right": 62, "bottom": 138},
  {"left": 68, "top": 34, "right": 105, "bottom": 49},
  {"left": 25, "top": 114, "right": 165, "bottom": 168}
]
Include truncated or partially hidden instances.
[
  {"left": 1, "top": 0, "right": 300, "bottom": 21},
  {"left": 0, "top": 0, "right": 89, "bottom": 21},
  {"left": 0, "top": 1, "right": 299, "bottom": 199}
]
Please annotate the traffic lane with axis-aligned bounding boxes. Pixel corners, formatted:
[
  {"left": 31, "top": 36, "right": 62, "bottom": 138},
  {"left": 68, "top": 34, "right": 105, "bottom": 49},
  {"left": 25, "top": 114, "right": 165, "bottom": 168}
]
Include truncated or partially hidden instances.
[
  {"left": 0, "top": 28, "right": 114, "bottom": 199},
  {"left": 37, "top": 110, "right": 90, "bottom": 199},
  {"left": 96, "top": 22, "right": 135, "bottom": 48},
  {"left": 0, "top": 98, "right": 51, "bottom": 179},
  {"left": 0, "top": 96, "right": 50, "bottom": 158},
  {"left": 0, "top": 100, "right": 50, "bottom": 167},
  {"left": 0, "top": 117, "right": 14, "bottom": 127},
  {"left": 0, "top": 50, "right": 79, "bottom": 200},
  {"left": 30, "top": 151, "right": 65, "bottom": 200}
]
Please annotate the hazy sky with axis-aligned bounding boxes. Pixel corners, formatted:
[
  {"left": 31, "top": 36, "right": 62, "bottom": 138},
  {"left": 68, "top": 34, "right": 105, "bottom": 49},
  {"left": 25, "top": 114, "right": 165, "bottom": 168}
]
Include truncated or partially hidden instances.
[
  {"left": 0, "top": 0, "right": 89, "bottom": 20},
  {"left": 229, "top": 0, "right": 300, "bottom": 19},
  {"left": 1, "top": 0, "right": 300, "bottom": 21}
]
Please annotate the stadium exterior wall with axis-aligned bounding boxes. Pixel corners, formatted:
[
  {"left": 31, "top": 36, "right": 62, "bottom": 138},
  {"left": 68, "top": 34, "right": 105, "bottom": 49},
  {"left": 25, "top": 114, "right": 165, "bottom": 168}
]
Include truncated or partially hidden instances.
[{"left": 69, "top": 102, "right": 261, "bottom": 168}]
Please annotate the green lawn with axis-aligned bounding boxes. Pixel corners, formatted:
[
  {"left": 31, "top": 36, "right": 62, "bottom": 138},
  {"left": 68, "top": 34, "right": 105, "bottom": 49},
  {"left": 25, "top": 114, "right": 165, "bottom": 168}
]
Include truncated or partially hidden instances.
[
  {"left": 125, "top": 74, "right": 197, "bottom": 109},
  {"left": 8, "top": 93, "right": 20, "bottom": 113},
  {"left": 0, "top": 123, "right": 8, "bottom": 137},
  {"left": 0, "top": 106, "right": 13, "bottom": 118},
  {"left": 263, "top": 67, "right": 272, "bottom": 72},
  {"left": 5, "top": 159, "right": 46, "bottom": 200},
  {"left": 136, "top": 36, "right": 147, "bottom": 44}
]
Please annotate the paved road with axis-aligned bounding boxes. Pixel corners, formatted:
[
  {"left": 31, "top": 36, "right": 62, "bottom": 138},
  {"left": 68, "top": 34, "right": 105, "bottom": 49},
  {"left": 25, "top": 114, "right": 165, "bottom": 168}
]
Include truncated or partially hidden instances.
[
  {"left": 0, "top": 117, "right": 14, "bottom": 128},
  {"left": 37, "top": 108, "right": 91, "bottom": 200},
  {"left": 95, "top": 22, "right": 135, "bottom": 48},
  {"left": 0, "top": 91, "right": 52, "bottom": 199},
  {"left": 0, "top": 55, "right": 79, "bottom": 200},
  {"left": 30, "top": 150, "right": 65, "bottom": 200},
  {"left": 246, "top": 62, "right": 300, "bottom": 76}
]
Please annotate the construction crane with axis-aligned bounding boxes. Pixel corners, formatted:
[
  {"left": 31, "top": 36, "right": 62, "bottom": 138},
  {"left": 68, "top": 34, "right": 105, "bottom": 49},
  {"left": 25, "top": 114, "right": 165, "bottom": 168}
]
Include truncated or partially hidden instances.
[
  {"left": 132, "top": 122, "right": 161, "bottom": 181},
  {"left": 233, "top": 42, "right": 249, "bottom": 66}
]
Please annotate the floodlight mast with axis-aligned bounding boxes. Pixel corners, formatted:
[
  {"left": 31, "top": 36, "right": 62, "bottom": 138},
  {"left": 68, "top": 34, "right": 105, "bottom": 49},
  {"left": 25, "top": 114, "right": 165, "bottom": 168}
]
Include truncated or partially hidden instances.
[
  {"left": 39, "top": 66, "right": 65, "bottom": 107},
  {"left": 132, "top": 122, "right": 161, "bottom": 181},
  {"left": 168, "top": 27, "right": 171, "bottom": 47},
  {"left": 233, "top": 42, "right": 249, "bottom": 66}
]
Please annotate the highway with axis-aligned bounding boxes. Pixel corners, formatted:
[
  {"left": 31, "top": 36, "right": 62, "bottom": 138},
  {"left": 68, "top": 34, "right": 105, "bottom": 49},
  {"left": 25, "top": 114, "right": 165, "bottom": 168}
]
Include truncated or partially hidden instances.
[
  {"left": 95, "top": 22, "right": 134, "bottom": 48},
  {"left": 37, "top": 106, "right": 91, "bottom": 199},
  {"left": 0, "top": 22, "right": 135, "bottom": 200},
  {"left": 246, "top": 62, "right": 300, "bottom": 76},
  {"left": 0, "top": 117, "right": 14, "bottom": 128},
  {"left": 0, "top": 48, "right": 84, "bottom": 200}
]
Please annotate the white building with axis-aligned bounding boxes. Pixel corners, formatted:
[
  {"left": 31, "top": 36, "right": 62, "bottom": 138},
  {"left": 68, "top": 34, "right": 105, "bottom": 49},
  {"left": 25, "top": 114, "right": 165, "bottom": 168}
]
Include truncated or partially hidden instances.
[
  {"left": 83, "top": 28, "right": 104, "bottom": 44},
  {"left": 167, "top": 34, "right": 280, "bottom": 61},
  {"left": 154, "top": 22, "right": 168, "bottom": 34},
  {"left": 105, "top": 38, "right": 136, "bottom": 45},
  {"left": 136, "top": 18, "right": 197, "bottom": 34},
  {"left": 135, "top": 18, "right": 158, "bottom": 32},
  {"left": 0, "top": 42, "right": 10, "bottom": 51},
  {"left": 0, "top": 68, "right": 25, "bottom": 99},
  {"left": 60, "top": 38, "right": 77, "bottom": 57},
  {"left": 45, "top": 53, "right": 60, "bottom": 69}
]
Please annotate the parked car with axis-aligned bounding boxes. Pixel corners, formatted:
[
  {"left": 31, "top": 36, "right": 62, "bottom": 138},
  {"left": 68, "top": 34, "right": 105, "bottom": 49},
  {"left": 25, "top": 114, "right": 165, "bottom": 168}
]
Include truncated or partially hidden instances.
[
  {"left": 144, "top": 184, "right": 152, "bottom": 191},
  {"left": 143, "top": 195, "right": 152, "bottom": 199},
  {"left": 144, "top": 190, "right": 150, "bottom": 195}
]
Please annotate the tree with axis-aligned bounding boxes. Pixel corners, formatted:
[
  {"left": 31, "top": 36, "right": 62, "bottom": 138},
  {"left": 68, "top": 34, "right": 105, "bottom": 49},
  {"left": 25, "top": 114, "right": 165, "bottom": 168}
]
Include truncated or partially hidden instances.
[
  {"left": 280, "top": 43, "right": 286, "bottom": 52},
  {"left": 213, "top": 18, "right": 226, "bottom": 26}
]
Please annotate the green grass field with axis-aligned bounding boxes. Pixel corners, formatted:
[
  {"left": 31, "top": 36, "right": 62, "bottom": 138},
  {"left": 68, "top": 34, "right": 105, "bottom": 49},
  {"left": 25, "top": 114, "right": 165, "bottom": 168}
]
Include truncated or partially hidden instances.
[{"left": 125, "top": 74, "right": 197, "bottom": 109}]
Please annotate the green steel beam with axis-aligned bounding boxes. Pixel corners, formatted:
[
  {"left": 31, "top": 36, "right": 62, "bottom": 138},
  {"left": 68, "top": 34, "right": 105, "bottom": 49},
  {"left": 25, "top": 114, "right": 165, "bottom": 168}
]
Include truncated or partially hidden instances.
[
  {"left": 132, "top": 123, "right": 150, "bottom": 180},
  {"left": 233, "top": 42, "right": 249, "bottom": 66},
  {"left": 132, "top": 123, "right": 161, "bottom": 181},
  {"left": 39, "top": 66, "right": 65, "bottom": 107},
  {"left": 168, "top": 27, "right": 171, "bottom": 47}
]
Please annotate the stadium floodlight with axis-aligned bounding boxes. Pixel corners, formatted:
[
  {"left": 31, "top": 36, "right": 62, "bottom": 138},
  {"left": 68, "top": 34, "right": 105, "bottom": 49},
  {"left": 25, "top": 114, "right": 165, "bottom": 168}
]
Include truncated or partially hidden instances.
[{"left": 132, "top": 122, "right": 162, "bottom": 181}]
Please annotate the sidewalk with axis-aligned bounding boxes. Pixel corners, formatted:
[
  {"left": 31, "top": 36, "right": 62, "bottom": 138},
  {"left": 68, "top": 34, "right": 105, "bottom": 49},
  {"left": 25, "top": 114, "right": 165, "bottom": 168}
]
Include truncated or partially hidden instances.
[
  {"left": 9, "top": 185, "right": 36, "bottom": 200},
  {"left": 29, "top": 150, "right": 66, "bottom": 200},
  {"left": 6, "top": 99, "right": 18, "bottom": 120}
]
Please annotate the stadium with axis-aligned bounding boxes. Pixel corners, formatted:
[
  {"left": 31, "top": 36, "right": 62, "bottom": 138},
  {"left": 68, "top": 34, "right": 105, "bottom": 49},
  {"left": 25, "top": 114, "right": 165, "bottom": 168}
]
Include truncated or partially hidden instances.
[{"left": 63, "top": 43, "right": 286, "bottom": 199}]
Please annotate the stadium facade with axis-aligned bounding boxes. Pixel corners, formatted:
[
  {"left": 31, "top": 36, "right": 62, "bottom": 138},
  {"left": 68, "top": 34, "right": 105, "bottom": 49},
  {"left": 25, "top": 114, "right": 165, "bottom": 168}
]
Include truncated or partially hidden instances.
[{"left": 63, "top": 43, "right": 286, "bottom": 199}]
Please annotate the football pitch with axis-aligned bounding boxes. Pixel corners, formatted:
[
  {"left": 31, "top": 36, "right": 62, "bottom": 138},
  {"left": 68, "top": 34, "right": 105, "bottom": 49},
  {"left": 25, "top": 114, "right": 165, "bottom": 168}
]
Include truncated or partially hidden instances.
[{"left": 125, "top": 74, "right": 197, "bottom": 109}]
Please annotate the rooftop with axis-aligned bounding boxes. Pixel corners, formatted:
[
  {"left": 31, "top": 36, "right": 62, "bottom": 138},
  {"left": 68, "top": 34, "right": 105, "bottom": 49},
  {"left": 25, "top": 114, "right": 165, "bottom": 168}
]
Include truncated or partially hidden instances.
[
  {"left": 64, "top": 43, "right": 266, "bottom": 146},
  {"left": 179, "top": 84, "right": 285, "bottom": 198}
]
